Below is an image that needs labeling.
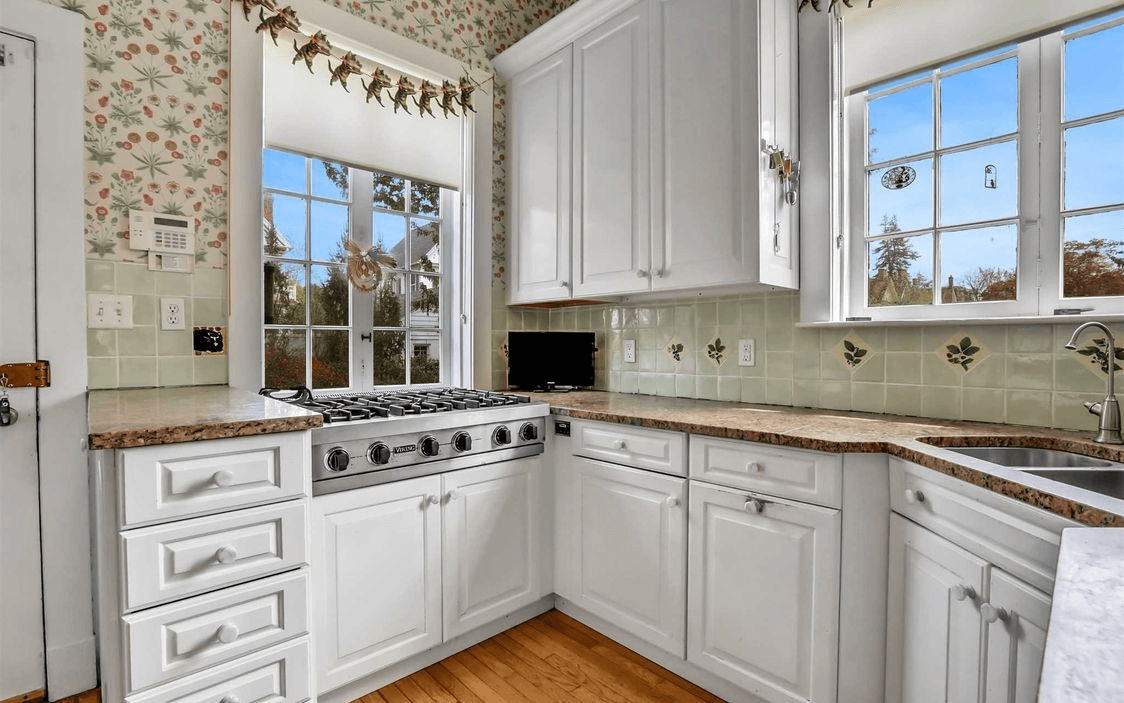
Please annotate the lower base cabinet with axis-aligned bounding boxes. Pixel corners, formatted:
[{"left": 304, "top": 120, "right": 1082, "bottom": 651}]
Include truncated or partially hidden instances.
[
  {"left": 312, "top": 457, "right": 543, "bottom": 694},
  {"left": 687, "top": 481, "right": 841, "bottom": 703}
]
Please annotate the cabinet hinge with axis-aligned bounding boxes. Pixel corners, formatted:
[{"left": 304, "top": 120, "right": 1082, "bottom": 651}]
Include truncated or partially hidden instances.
[{"left": 0, "top": 45, "right": 6, "bottom": 67}]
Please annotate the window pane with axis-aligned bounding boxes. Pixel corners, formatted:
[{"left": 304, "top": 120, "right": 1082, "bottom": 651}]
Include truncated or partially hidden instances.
[
  {"left": 410, "top": 274, "right": 440, "bottom": 326},
  {"left": 263, "top": 149, "right": 305, "bottom": 193},
  {"left": 411, "top": 333, "right": 441, "bottom": 384},
  {"left": 869, "top": 158, "right": 933, "bottom": 233},
  {"left": 264, "top": 329, "right": 306, "bottom": 388},
  {"left": 868, "top": 83, "right": 933, "bottom": 163},
  {"left": 372, "top": 273, "right": 405, "bottom": 327},
  {"left": 867, "top": 234, "right": 934, "bottom": 307},
  {"left": 373, "top": 211, "right": 407, "bottom": 268},
  {"left": 1065, "top": 117, "right": 1124, "bottom": 211},
  {"left": 312, "top": 159, "right": 349, "bottom": 200},
  {"left": 410, "top": 219, "right": 441, "bottom": 272},
  {"left": 941, "top": 57, "right": 1017, "bottom": 147},
  {"left": 263, "top": 261, "right": 305, "bottom": 325},
  {"left": 310, "top": 265, "right": 348, "bottom": 326},
  {"left": 1065, "top": 23, "right": 1124, "bottom": 122},
  {"left": 373, "top": 172, "right": 406, "bottom": 211},
  {"left": 310, "top": 201, "right": 349, "bottom": 262},
  {"left": 939, "top": 225, "right": 1018, "bottom": 302},
  {"left": 1063, "top": 209, "right": 1124, "bottom": 297},
  {"left": 411, "top": 181, "right": 441, "bottom": 216},
  {"left": 371, "top": 331, "right": 406, "bottom": 385},
  {"left": 312, "top": 330, "right": 350, "bottom": 389},
  {"left": 939, "top": 140, "right": 1018, "bottom": 226},
  {"left": 265, "top": 194, "right": 306, "bottom": 259}
]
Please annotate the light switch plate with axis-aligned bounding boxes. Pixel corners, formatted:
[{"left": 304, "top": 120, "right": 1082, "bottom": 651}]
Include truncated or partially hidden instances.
[
  {"left": 623, "top": 339, "right": 637, "bottom": 364},
  {"left": 738, "top": 339, "right": 755, "bottom": 367},
  {"left": 87, "top": 293, "right": 133, "bottom": 329}
]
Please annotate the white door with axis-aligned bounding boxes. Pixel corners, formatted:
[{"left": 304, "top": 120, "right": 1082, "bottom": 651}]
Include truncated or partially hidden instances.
[
  {"left": 983, "top": 569, "right": 1051, "bottom": 703},
  {"left": 442, "top": 457, "right": 543, "bottom": 639},
  {"left": 885, "top": 514, "right": 989, "bottom": 703},
  {"left": 0, "top": 33, "right": 46, "bottom": 701},
  {"left": 687, "top": 482, "right": 840, "bottom": 703},
  {"left": 567, "top": 457, "right": 686, "bottom": 656},
  {"left": 508, "top": 46, "right": 573, "bottom": 304},
  {"left": 571, "top": 2, "right": 651, "bottom": 297},
  {"left": 311, "top": 476, "right": 442, "bottom": 693}
]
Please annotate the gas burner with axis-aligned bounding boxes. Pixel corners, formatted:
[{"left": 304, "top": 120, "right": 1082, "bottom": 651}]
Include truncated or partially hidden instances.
[{"left": 263, "top": 387, "right": 533, "bottom": 424}]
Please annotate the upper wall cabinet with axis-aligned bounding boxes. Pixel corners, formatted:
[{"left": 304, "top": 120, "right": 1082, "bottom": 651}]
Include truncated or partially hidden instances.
[{"left": 495, "top": 0, "right": 800, "bottom": 305}]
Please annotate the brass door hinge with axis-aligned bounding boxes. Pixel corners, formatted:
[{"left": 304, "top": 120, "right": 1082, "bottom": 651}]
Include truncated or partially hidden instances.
[{"left": 0, "top": 361, "right": 51, "bottom": 388}]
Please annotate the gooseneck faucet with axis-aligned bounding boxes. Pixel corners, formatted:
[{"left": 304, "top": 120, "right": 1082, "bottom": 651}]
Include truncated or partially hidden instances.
[{"left": 1065, "top": 321, "right": 1124, "bottom": 444}]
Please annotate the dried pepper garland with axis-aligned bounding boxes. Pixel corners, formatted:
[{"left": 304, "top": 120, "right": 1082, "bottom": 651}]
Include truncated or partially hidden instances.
[{"left": 239, "top": 0, "right": 479, "bottom": 118}]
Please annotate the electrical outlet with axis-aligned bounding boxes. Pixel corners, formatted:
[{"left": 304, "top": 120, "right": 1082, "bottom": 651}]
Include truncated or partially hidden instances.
[
  {"left": 161, "top": 298, "right": 186, "bottom": 330},
  {"left": 623, "top": 339, "right": 637, "bottom": 364},
  {"left": 738, "top": 338, "right": 756, "bottom": 367},
  {"left": 87, "top": 293, "right": 133, "bottom": 329}
]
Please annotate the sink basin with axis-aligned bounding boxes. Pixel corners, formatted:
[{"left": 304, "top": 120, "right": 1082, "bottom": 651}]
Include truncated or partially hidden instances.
[
  {"left": 940, "top": 446, "right": 1118, "bottom": 469},
  {"left": 1022, "top": 468, "right": 1124, "bottom": 500}
]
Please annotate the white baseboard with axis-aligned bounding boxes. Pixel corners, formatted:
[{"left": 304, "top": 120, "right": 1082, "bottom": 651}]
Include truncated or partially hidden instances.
[{"left": 45, "top": 635, "right": 97, "bottom": 702}]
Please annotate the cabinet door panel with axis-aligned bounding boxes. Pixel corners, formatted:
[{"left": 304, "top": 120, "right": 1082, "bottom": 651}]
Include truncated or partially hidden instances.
[
  {"left": 509, "top": 47, "right": 572, "bottom": 303},
  {"left": 571, "top": 457, "right": 686, "bottom": 655},
  {"left": 886, "top": 514, "right": 988, "bottom": 703},
  {"left": 688, "top": 482, "right": 839, "bottom": 703},
  {"left": 312, "top": 476, "right": 441, "bottom": 693},
  {"left": 984, "top": 569, "right": 1051, "bottom": 703},
  {"left": 572, "top": 3, "right": 650, "bottom": 296},
  {"left": 443, "top": 457, "right": 543, "bottom": 639}
]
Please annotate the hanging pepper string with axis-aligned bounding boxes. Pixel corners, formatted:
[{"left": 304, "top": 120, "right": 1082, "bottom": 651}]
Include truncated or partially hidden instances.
[{"left": 242, "top": 0, "right": 490, "bottom": 118}]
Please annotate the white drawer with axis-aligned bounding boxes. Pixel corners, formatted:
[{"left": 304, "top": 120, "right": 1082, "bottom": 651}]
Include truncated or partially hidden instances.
[
  {"left": 572, "top": 419, "right": 687, "bottom": 476},
  {"left": 125, "top": 637, "right": 312, "bottom": 703},
  {"left": 119, "top": 432, "right": 309, "bottom": 528},
  {"left": 123, "top": 569, "right": 309, "bottom": 693},
  {"left": 689, "top": 435, "right": 843, "bottom": 508},
  {"left": 890, "top": 458, "right": 1079, "bottom": 593},
  {"left": 120, "top": 501, "right": 308, "bottom": 612}
]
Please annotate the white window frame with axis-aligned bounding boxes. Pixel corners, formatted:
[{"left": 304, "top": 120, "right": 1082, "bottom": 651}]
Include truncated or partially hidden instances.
[{"left": 229, "top": 0, "right": 493, "bottom": 390}]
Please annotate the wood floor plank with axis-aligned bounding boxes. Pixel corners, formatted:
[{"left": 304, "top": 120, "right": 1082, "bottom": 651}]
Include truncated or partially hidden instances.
[
  {"left": 394, "top": 676, "right": 438, "bottom": 703},
  {"left": 406, "top": 671, "right": 459, "bottom": 703},
  {"left": 432, "top": 659, "right": 508, "bottom": 703},
  {"left": 424, "top": 663, "right": 491, "bottom": 703},
  {"left": 378, "top": 683, "right": 414, "bottom": 703},
  {"left": 463, "top": 645, "right": 558, "bottom": 703},
  {"left": 448, "top": 650, "right": 536, "bottom": 703},
  {"left": 476, "top": 635, "right": 580, "bottom": 703}
]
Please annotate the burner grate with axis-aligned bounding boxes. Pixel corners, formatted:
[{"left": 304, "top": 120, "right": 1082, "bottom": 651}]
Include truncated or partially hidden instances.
[{"left": 260, "top": 386, "right": 532, "bottom": 423}]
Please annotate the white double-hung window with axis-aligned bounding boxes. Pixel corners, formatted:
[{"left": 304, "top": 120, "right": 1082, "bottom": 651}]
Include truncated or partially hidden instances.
[{"left": 843, "top": 7, "right": 1124, "bottom": 321}]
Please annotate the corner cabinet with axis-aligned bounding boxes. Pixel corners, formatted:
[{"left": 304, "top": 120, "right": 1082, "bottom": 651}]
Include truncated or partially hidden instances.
[{"left": 495, "top": 0, "right": 799, "bottom": 305}]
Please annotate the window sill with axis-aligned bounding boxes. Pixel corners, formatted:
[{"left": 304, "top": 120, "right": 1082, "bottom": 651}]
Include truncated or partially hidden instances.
[{"left": 797, "top": 313, "right": 1124, "bottom": 328}]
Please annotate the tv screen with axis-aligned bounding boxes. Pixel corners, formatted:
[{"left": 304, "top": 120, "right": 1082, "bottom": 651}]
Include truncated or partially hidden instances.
[{"left": 507, "top": 331, "right": 596, "bottom": 390}]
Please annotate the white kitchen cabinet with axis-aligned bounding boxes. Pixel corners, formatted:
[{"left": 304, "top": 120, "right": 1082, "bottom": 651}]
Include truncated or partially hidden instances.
[
  {"left": 508, "top": 46, "right": 572, "bottom": 304},
  {"left": 687, "top": 481, "right": 840, "bottom": 703},
  {"left": 559, "top": 456, "right": 687, "bottom": 655},
  {"left": 983, "top": 569, "right": 1052, "bottom": 703},
  {"left": 443, "top": 457, "right": 545, "bottom": 639},
  {"left": 571, "top": 1, "right": 650, "bottom": 297},
  {"left": 312, "top": 475, "right": 443, "bottom": 693}
]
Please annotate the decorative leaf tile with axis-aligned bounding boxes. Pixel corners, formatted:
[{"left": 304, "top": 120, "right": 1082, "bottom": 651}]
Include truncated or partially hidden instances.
[
  {"left": 938, "top": 331, "right": 991, "bottom": 374},
  {"left": 1072, "top": 336, "right": 1124, "bottom": 378},
  {"left": 705, "top": 336, "right": 727, "bottom": 369},
  {"left": 832, "top": 332, "right": 872, "bottom": 374},
  {"left": 664, "top": 336, "right": 686, "bottom": 364}
]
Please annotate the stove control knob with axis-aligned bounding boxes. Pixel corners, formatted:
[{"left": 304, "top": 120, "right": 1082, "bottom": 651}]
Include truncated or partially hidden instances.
[
  {"left": 324, "top": 447, "right": 350, "bottom": 473},
  {"left": 519, "top": 423, "right": 539, "bottom": 442},
  {"left": 452, "top": 431, "right": 472, "bottom": 453},
  {"left": 493, "top": 425, "right": 512, "bottom": 446},
  {"left": 367, "top": 442, "right": 392, "bottom": 465},
  {"left": 419, "top": 435, "right": 441, "bottom": 457}
]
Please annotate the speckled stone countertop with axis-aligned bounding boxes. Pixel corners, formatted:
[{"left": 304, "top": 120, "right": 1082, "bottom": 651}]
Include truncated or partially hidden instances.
[
  {"left": 88, "top": 386, "right": 322, "bottom": 450},
  {"left": 532, "top": 391, "right": 1124, "bottom": 527},
  {"left": 1038, "top": 528, "right": 1124, "bottom": 702}
]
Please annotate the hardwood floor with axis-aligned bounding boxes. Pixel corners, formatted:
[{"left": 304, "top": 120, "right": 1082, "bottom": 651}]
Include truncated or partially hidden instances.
[{"left": 355, "top": 610, "right": 727, "bottom": 703}]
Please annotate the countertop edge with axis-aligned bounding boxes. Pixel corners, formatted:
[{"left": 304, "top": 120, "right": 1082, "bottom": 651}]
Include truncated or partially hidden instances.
[{"left": 88, "top": 415, "right": 322, "bottom": 450}]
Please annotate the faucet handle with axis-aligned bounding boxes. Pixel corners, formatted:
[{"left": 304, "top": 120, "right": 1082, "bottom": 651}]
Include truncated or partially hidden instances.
[{"left": 1085, "top": 401, "right": 1104, "bottom": 417}]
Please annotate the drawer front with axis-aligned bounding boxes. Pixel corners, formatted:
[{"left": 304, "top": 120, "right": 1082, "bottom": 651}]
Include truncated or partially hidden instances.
[
  {"left": 689, "top": 435, "right": 842, "bottom": 508},
  {"left": 119, "top": 432, "right": 309, "bottom": 528},
  {"left": 121, "top": 501, "right": 308, "bottom": 612},
  {"left": 125, "top": 637, "right": 312, "bottom": 703},
  {"left": 572, "top": 419, "right": 687, "bottom": 476},
  {"left": 123, "top": 569, "right": 309, "bottom": 693},
  {"left": 890, "top": 459, "right": 1079, "bottom": 593}
]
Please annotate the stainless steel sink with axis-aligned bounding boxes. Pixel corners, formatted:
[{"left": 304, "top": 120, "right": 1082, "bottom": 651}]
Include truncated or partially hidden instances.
[
  {"left": 941, "top": 446, "right": 1119, "bottom": 469},
  {"left": 1022, "top": 468, "right": 1124, "bottom": 499}
]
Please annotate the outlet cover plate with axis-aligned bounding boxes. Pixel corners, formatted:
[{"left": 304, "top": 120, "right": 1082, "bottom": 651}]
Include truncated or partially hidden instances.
[
  {"left": 623, "top": 339, "right": 637, "bottom": 364},
  {"left": 161, "top": 297, "right": 186, "bottom": 330},
  {"left": 738, "top": 339, "right": 756, "bottom": 367}
]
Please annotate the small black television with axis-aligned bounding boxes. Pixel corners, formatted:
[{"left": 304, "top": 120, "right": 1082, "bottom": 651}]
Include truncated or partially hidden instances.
[{"left": 507, "top": 332, "right": 597, "bottom": 391}]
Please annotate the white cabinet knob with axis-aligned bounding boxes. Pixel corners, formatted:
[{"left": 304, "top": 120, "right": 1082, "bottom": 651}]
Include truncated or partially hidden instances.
[
  {"left": 748, "top": 462, "right": 763, "bottom": 473},
  {"left": 636, "top": 269, "right": 649, "bottom": 278},
  {"left": 426, "top": 494, "right": 440, "bottom": 506},
  {"left": 219, "top": 696, "right": 240, "bottom": 703},
  {"left": 652, "top": 268, "right": 663, "bottom": 278},
  {"left": 612, "top": 439, "right": 626, "bottom": 450},
  {"left": 904, "top": 489, "right": 925, "bottom": 504},
  {"left": 981, "top": 603, "right": 1009, "bottom": 623},
  {"left": 215, "top": 546, "right": 238, "bottom": 564},
  {"left": 951, "top": 584, "right": 976, "bottom": 601},
  {"left": 212, "top": 470, "right": 234, "bottom": 487},
  {"left": 744, "top": 498, "right": 765, "bottom": 514},
  {"left": 560, "top": 280, "right": 569, "bottom": 288},
  {"left": 665, "top": 495, "right": 680, "bottom": 508},
  {"left": 216, "top": 623, "right": 239, "bottom": 643},
  {"left": 446, "top": 489, "right": 458, "bottom": 502}
]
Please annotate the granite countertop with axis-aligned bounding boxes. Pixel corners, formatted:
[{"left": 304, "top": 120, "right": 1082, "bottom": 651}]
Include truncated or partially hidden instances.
[
  {"left": 532, "top": 390, "right": 1124, "bottom": 527},
  {"left": 1038, "top": 528, "right": 1124, "bottom": 703},
  {"left": 88, "top": 386, "right": 322, "bottom": 450}
]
